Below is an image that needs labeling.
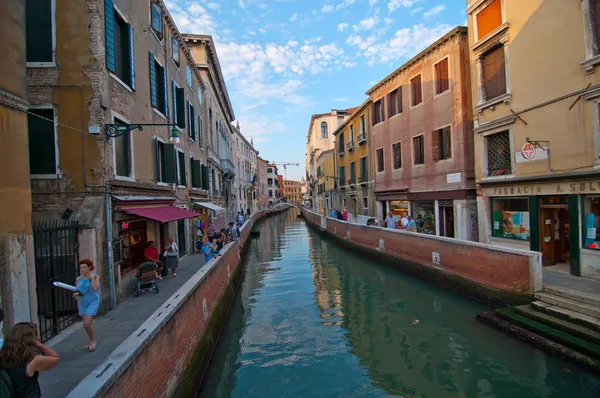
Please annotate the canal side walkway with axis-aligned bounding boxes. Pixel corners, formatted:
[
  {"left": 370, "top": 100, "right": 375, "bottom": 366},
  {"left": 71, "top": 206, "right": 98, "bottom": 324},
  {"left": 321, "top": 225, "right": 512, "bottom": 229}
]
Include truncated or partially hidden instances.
[{"left": 39, "top": 253, "right": 209, "bottom": 398}]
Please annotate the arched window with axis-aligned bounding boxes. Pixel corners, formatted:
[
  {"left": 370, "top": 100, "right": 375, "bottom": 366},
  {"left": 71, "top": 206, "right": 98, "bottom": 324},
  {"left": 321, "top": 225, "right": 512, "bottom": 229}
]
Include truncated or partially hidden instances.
[{"left": 321, "top": 122, "right": 328, "bottom": 138}]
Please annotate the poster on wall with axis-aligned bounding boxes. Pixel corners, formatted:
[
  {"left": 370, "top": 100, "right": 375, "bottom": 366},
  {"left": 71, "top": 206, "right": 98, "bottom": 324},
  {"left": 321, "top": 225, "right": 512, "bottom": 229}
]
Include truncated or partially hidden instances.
[{"left": 501, "top": 211, "right": 530, "bottom": 240}]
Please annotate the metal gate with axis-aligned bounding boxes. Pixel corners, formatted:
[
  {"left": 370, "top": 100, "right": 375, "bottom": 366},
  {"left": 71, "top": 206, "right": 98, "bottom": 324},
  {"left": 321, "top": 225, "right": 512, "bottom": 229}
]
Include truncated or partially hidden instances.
[{"left": 33, "top": 219, "right": 80, "bottom": 342}]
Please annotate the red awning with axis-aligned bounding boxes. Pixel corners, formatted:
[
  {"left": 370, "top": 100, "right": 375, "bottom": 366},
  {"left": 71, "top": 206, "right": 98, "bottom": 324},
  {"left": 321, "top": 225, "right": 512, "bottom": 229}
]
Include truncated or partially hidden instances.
[{"left": 122, "top": 206, "right": 200, "bottom": 223}]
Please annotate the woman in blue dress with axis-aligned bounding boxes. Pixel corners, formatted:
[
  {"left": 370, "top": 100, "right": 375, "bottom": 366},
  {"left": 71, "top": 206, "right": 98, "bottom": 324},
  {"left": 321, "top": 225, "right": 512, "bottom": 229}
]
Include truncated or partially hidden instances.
[{"left": 75, "top": 259, "right": 100, "bottom": 352}]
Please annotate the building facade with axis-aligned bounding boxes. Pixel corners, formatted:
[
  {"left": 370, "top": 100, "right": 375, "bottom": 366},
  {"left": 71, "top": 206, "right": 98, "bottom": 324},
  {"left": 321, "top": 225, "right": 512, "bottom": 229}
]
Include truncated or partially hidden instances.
[
  {"left": 332, "top": 100, "right": 376, "bottom": 223},
  {"left": 306, "top": 109, "right": 354, "bottom": 208},
  {"left": 257, "top": 156, "right": 269, "bottom": 210},
  {"left": 367, "top": 27, "right": 477, "bottom": 240},
  {"left": 0, "top": 0, "right": 37, "bottom": 328},
  {"left": 316, "top": 149, "right": 336, "bottom": 214},
  {"left": 467, "top": 0, "right": 600, "bottom": 278},
  {"left": 267, "top": 163, "right": 280, "bottom": 206},
  {"left": 233, "top": 125, "right": 258, "bottom": 215},
  {"left": 283, "top": 180, "right": 303, "bottom": 205}
]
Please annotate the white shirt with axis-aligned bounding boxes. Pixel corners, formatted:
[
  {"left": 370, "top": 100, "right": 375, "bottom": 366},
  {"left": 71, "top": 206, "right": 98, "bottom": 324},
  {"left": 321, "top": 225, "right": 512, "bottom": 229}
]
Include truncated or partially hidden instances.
[{"left": 401, "top": 217, "right": 408, "bottom": 228}]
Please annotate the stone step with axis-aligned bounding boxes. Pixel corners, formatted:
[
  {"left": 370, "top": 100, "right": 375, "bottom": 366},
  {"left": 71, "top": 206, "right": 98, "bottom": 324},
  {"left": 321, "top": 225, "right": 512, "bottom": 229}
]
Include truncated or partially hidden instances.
[
  {"left": 515, "top": 304, "right": 600, "bottom": 345},
  {"left": 543, "top": 285, "right": 600, "bottom": 307},
  {"left": 531, "top": 301, "right": 600, "bottom": 332},
  {"left": 494, "top": 307, "right": 600, "bottom": 360},
  {"left": 534, "top": 292, "right": 600, "bottom": 319}
]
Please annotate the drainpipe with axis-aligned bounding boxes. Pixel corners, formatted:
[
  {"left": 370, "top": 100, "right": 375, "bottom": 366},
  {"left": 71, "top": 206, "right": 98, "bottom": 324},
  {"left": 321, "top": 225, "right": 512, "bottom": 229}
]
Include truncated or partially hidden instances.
[{"left": 105, "top": 195, "right": 116, "bottom": 309}]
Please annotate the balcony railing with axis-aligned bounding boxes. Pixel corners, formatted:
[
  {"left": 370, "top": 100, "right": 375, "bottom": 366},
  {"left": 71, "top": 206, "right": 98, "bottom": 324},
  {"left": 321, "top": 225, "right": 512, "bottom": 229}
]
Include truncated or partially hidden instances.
[
  {"left": 359, "top": 174, "right": 368, "bottom": 184},
  {"left": 338, "top": 144, "right": 345, "bottom": 156},
  {"left": 348, "top": 177, "right": 356, "bottom": 185},
  {"left": 347, "top": 140, "right": 355, "bottom": 151},
  {"left": 220, "top": 158, "right": 235, "bottom": 174},
  {"left": 357, "top": 133, "right": 366, "bottom": 145}
]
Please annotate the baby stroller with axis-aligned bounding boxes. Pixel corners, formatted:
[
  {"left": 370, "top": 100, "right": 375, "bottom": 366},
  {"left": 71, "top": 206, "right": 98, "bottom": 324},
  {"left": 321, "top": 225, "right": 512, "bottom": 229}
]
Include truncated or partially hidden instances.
[{"left": 135, "top": 262, "right": 160, "bottom": 296}]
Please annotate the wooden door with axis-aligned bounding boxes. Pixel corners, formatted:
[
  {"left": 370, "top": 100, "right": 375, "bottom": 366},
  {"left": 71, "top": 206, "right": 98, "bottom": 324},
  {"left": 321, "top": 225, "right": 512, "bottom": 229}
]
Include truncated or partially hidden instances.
[{"left": 541, "top": 208, "right": 567, "bottom": 266}]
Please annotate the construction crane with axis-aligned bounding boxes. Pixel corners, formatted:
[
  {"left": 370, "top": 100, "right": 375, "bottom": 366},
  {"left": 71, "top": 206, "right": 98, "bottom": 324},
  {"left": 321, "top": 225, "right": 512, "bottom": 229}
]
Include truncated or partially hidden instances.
[{"left": 274, "top": 162, "right": 300, "bottom": 181}]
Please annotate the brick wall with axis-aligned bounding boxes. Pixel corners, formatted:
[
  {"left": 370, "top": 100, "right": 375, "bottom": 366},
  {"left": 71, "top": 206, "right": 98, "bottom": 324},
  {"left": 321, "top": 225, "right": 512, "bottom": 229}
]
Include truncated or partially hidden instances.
[
  {"left": 302, "top": 209, "right": 541, "bottom": 302},
  {"left": 68, "top": 210, "right": 265, "bottom": 398}
]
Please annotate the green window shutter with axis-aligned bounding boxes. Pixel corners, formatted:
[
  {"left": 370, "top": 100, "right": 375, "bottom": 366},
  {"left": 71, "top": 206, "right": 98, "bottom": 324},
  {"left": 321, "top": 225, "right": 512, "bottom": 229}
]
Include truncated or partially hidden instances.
[
  {"left": 164, "top": 143, "right": 177, "bottom": 183},
  {"left": 568, "top": 194, "right": 581, "bottom": 276},
  {"left": 529, "top": 196, "right": 540, "bottom": 251},
  {"left": 177, "top": 88, "right": 185, "bottom": 129},
  {"left": 179, "top": 152, "right": 187, "bottom": 186},
  {"left": 192, "top": 159, "right": 201, "bottom": 187},
  {"left": 128, "top": 25, "right": 135, "bottom": 90},
  {"left": 162, "top": 67, "right": 169, "bottom": 119},
  {"left": 153, "top": 137, "right": 160, "bottom": 181},
  {"left": 201, "top": 164, "right": 209, "bottom": 190},
  {"left": 172, "top": 80, "right": 177, "bottom": 126},
  {"left": 27, "top": 109, "right": 56, "bottom": 174},
  {"left": 105, "top": 0, "right": 116, "bottom": 72},
  {"left": 149, "top": 52, "right": 157, "bottom": 108}
]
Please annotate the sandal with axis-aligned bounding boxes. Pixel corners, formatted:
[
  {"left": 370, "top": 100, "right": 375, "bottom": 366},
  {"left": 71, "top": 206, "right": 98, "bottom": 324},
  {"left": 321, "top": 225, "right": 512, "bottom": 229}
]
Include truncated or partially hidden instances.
[
  {"left": 83, "top": 345, "right": 90, "bottom": 351},
  {"left": 87, "top": 343, "right": 97, "bottom": 352}
]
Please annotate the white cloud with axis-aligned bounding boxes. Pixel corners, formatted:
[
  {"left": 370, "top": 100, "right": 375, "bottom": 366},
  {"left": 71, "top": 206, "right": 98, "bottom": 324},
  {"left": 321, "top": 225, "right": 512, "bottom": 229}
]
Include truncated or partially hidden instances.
[
  {"left": 259, "top": 27, "right": 267, "bottom": 34},
  {"left": 206, "top": 2, "right": 220, "bottom": 11},
  {"left": 387, "top": 0, "right": 419, "bottom": 12},
  {"left": 410, "top": 6, "right": 424, "bottom": 15},
  {"left": 257, "top": 3, "right": 268, "bottom": 9},
  {"left": 423, "top": 4, "right": 445, "bottom": 20},
  {"left": 369, "top": 0, "right": 379, "bottom": 6},
  {"left": 238, "top": 0, "right": 246, "bottom": 9},
  {"left": 289, "top": 13, "right": 298, "bottom": 22},
  {"left": 321, "top": 4, "right": 334, "bottom": 12},
  {"left": 353, "top": 16, "right": 380, "bottom": 31},
  {"left": 165, "top": 1, "right": 219, "bottom": 35},
  {"left": 321, "top": 0, "right": 356, "bottom": 13},
  {"left": 384, "top": 17, "right": 393, "bottom": 24},
  {"left": 337, "top": 23, "right": 349, "bottom": 32}
]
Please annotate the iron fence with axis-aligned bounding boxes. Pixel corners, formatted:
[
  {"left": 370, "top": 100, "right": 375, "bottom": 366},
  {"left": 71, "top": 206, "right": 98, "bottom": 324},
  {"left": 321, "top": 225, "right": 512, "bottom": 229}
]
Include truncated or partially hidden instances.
[
  {"left": 486, "top": 131, "right": 512, "bottom": 177},
  {"left": 33, "top": 219, "right": 80, "bottom": 342}
]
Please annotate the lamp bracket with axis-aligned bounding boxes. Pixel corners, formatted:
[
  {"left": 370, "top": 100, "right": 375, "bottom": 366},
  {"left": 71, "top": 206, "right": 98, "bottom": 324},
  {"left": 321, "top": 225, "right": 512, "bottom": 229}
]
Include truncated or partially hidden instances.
[{"left": 104, "top": 123, "right": 176, "bottom": 140}]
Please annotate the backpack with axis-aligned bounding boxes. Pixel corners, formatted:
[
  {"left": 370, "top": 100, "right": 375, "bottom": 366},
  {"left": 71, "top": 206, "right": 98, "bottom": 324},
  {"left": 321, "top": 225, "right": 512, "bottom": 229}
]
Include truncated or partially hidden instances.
[{"left": 0, "top": 368, "right": 14, "bottom": 397}]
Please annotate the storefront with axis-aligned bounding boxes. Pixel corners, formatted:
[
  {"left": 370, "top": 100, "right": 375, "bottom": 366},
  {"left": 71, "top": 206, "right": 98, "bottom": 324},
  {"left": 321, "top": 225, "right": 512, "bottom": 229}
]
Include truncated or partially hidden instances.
[
  {"left": 194, "top": 202, "right": 226, "bottom": 232},
  {"left": 481, "top": 178, "right": 600, "bottom": 278}
]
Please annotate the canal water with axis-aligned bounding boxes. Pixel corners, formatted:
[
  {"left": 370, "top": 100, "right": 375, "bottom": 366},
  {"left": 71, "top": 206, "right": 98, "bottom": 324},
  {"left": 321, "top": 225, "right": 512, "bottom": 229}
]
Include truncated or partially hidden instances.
[{"left": 198, "top": 209, "right": 600, "bottom": 398}]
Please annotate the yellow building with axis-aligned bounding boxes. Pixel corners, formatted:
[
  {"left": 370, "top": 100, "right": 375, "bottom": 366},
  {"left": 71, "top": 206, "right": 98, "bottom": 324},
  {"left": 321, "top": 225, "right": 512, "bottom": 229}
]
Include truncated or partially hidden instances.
[
  {"left": 283, "top": 180, "right": 303, "bottom": 205},
  {"left": 332, "top": 100, "right": 375, "bottom": 221},
  {"left": 467, "top": 0, "right": 600, "bottom": 278},
  {"left": 316, "top": 149, "right": 335, "bottom": 214}
]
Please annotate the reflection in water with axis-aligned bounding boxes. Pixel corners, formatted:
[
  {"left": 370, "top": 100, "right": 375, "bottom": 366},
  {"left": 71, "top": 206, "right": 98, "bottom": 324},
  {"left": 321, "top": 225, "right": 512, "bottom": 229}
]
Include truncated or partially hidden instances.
[{"left": 198, "top": 210, "right": 600, "bottom": 398}]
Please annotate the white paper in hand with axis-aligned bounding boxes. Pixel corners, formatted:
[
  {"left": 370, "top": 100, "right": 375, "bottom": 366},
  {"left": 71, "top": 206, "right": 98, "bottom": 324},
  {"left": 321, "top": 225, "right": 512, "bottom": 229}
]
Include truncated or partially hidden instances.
[{"left": 53, "top": 281, "right": 79, "bottom": 292}]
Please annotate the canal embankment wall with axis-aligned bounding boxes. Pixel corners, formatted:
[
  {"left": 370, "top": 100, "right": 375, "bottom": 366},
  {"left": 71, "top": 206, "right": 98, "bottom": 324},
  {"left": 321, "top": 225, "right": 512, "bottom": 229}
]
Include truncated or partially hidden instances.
[
  {"left": 66, "top": 208, "right": 288, "bottom": 398},
  {"left": 302, "top": 209, "right": 543, "bottom": 306}
]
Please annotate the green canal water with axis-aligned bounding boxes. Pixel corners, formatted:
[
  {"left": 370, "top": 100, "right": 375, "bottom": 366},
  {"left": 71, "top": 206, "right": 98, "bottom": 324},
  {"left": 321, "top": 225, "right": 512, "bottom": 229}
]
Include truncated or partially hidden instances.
[{"left": 198, "top": 210, "right": 600, "bottom": 398}]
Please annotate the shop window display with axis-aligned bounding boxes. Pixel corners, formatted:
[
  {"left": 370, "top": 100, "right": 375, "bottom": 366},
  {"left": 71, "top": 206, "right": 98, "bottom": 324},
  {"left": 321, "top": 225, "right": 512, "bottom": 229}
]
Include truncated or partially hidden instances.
[
  {"left": 492, "top": 198, "right": 530, "bottom": 241},
  {"left": 390, "top": 200, "right": 409, "bottom": 218},
  {"left": 413, "top": 201, "right": 435, "bottom": 235},
  {"left": 583, "top": 196, "right": 600, "bottom": 250}
]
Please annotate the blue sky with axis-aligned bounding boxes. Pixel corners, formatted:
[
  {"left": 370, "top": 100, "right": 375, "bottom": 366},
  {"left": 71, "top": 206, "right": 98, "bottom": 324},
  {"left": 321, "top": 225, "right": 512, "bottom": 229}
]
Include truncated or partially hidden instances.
[{"left": 166, "top": 0, "right": 467, "bottom": 180}]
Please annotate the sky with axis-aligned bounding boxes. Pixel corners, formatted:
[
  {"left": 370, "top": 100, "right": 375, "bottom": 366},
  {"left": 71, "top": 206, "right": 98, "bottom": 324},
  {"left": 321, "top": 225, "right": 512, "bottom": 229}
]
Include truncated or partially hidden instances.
[{"left": 165, "top": 0, "right": 467, "bottom": 180}]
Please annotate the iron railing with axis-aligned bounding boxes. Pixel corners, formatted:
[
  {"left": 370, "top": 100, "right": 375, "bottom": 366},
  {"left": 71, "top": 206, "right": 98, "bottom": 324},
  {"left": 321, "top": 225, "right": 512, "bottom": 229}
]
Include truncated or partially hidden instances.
[
  {"left": 33, "top": 219, "right": 80, "bottom": 342},
  {"left": 359, "top": 174, "right": 368, "bottom": 183},
  {"left": 347, "top": 141, "right": 355, "bottom": 151},
  {"left": 486, "top": 131, "right": 512, "bottom": 177},
  {"left": 357, "top": 133, "right": 366, "bottom": 144}
]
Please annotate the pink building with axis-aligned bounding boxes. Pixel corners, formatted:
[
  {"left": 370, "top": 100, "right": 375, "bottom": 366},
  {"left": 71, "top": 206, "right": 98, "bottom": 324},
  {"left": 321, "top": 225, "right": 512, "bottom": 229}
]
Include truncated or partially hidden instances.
[{"left": 367, "top": 27, "right": 477, "bottom": 240}]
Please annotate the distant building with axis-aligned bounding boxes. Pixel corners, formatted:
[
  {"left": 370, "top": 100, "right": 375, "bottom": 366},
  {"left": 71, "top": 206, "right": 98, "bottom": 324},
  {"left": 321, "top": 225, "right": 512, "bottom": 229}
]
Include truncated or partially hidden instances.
[
  {"left": 266, "top": 163, "right": 280, "bottom": 206},
  {"left": 316, "top": 149, "right": 335, "bottom": 214},
  {"left": 257, "top": 157, "right": 269, "bottom": 210},
  {"left": 284, "top": 180, "right": 303, "bottom": 205}
]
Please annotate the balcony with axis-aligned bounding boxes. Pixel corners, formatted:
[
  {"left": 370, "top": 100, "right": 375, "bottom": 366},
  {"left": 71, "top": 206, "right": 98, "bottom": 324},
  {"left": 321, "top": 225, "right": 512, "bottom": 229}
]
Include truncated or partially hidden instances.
[
  {"left": 357, "top": 133, "right": 366, "bottom": 145},
  {"left": 220, "top": 158, "right": 235, "bottom": 180},
  {"left": 338, "top": 144, "right": 345, "bottom": 157},
  {"left": 359, "top": 174, "right": 368, "bottom": 184},
  {"left": 347, "top": 140, "right": 355, "bottom": 151},
  {"left": 347, "top": 177, "right": 356, "bottom": 186}
]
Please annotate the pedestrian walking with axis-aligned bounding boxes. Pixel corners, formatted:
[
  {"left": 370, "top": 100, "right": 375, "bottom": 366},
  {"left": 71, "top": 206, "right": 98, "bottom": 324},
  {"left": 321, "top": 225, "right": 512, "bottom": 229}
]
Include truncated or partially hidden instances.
[
  {"left": 385, "top": 211, "right": 398, "bottom": 229},
  {"left": 0, "top": 322, "right": 60, "bottom": 397},
  {"left": 74, "top": 259, "right": 100, "bottom": 352},
  {"left": 165, "top": 237, "right": 179, "bottom": 277}
]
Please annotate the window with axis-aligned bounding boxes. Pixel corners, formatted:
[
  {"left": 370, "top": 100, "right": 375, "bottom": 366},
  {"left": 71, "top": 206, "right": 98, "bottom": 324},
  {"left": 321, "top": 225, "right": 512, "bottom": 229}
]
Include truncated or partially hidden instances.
[
  {"left": 435, "top": 58, "right": 449, "bottom": 94},
  {"left": 376, "top": 148, "right": 384, "bottom": 172},
  {"left": 187, "top": 101, "right": 196, "bottom": 140},
  {"left": 209, "top": 108, "right": 214, "bottom": 148},
  {"left": 197, "top": 86, "right": 202, "bottom": 105},
  {"left": 483, "top": 46, "right": 506, "bottom": 101},
  {"left": 583, "top": 196, "right": 600, "bottom": 250},
  {"left": 154, "top": 139, "right": 176, "bottom": 183},
  {"left": 349, "top": 162, "right": 356, "bottom": 183},
  {"left": 26, "top": 0, "right": 54, "bottom": 64},
  {"left": 363, "top": 197, "right": 368, "bottom": 208},
  {"left": 410, "top": 75, "right": 422, "bottom": 106},
  {"left": 372, "top": 98, "right": 385, "bottom": 125},
  {"left": 339, "top": 166, "right": 346, "bottom": 184},
  {"left": 150, "top": 2, "right": 163, "bottom": 38},
  {"left": 414, "top": 201, "right": 436, "bottom": 235},
  {"left": 476, "top": 0, "right": 502, "bottom": 40},
  {"left": 349, "top": 125, "right": 354, "bottom": 144},
  {"left": 198, "top": 115, "right": 203, "bottom": 148},
  {"left": 360, "top": 156, "right": 367, "bottom": 182},
  {"left": 388, "top": 88, "right": 402, "bottom": 117},
  {"left": 486, "top": 131, "right": 511, "bottom": 176},
  {"left": 268, "top": 168, "right": 273, "bottom": 173},
  {"left": 172, "top": 81, "right": 185, "bottom": 129},
  {"left": 413, "top": 135, "right": 425, "bottom": 165},
  {"left": 190, "top": 158, "right": 202, "bottom": 188},
  {"left": 321, "top": 122, "right": 328, "bottom": 138},
  {"left": 360, "top": 114, "right": 366, "bottom": 137},
  {"left": 392, "top": 142, "right": 402, "bottom": 169},
  {"left": 177, "top": 151, "right": 186, "bottom": 186},
  {"left": 149, "top": 53, "right": 167, "bottom": 115},
  {"left": 338, "top": 132, "right": 345, "bottom": 153},
  {"left": 434, "top": 127, "right": 452, "bottom": 161},
  {"left": 186, "top": 65, "right": 193, "bottom": 88},
  {"left": 111, "top": 9, "right": 135, "bottom": 88},
  {"left": 171, "top": 36, "right": 180, "bottom": 66},
  {"left": 492, "top": 198, "right": 530, "bottom": 240},
  {"left": 27, "top": 109, "right": 57, "bottom": 174},
  {"left": 114, "top": 118, "right": 131, "bottom": 177}
]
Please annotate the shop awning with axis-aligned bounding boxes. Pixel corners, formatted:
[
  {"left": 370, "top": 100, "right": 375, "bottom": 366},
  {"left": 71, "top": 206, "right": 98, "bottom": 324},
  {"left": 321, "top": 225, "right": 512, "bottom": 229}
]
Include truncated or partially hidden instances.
[
  {"left": 194, "top": 202, "right": 225, "bottom": 213},
  {"left": 122, "top": 206, "right": 200, "bottom": 223}
]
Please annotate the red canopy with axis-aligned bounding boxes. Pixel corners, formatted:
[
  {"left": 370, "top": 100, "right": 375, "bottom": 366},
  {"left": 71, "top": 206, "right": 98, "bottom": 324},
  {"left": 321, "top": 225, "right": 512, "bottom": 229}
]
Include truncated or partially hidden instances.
[{"left": 122, "top": 206, "right": 200, "bottom": 223}]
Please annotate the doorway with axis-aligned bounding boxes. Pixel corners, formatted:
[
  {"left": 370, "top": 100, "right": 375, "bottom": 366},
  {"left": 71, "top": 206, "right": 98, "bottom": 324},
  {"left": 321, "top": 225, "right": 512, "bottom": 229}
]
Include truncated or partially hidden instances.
[
  {"left": 540, "top": 196, "right": 570, "bottom": 266},
  {"left": 177, "top": 219, "right": 187, "bottom": 258},
  {"left": 439, "top": 201, "right": 455, "bottom": 238}
]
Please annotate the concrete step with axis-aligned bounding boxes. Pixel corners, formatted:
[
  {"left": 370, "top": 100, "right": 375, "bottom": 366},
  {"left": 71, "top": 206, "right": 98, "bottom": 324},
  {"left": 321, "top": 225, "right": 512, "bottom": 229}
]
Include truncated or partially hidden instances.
[
  {"left": 531, "top": 301, "right": 600, "bottom": 332},
  {"left": 534, "top": 292, "right": 600, "bottom": 319},
  {"left": 515, "top": 304, "right": 600, "bottom": 345},
  {"left": 543, "top": 285, "right": 600, "bottom": 307},
  {"left": 495, "top": 307, "right": 600, "bottom": 360}
]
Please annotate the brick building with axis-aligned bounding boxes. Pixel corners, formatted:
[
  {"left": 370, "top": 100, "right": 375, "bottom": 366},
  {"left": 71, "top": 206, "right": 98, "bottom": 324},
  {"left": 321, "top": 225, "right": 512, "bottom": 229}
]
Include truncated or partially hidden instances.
[{"left": 367, "top": 27, "right": 477, "bottom": 241}]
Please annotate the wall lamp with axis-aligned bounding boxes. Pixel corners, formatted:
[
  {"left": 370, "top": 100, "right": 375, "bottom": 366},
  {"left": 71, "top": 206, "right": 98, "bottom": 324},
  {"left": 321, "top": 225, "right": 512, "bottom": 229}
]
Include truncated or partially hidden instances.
[{"left": 105, "top": 123, "right": 180, "bottom": 144}]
